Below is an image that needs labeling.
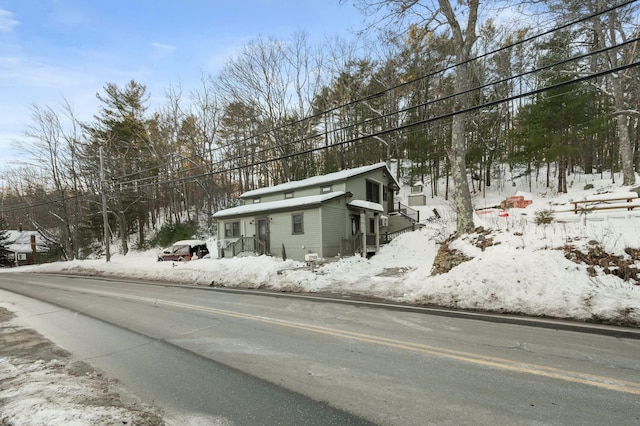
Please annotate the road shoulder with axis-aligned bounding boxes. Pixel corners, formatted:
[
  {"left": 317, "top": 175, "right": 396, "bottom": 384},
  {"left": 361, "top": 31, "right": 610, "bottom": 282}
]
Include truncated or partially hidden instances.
[{"left": 0, "top": 306, "right": 166, "bottom": 425}]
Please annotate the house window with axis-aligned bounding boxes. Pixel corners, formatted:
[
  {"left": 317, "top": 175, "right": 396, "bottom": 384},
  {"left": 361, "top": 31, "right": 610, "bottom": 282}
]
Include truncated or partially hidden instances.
[
  {"left": 321, "top": 186, "right": 332, "bottom": 193},
  {"left": 292, "top": 213, "right": 304, "bottom": 234},
  {"left": 366, "top": 180, "right": 380, "bottom": 204},
  {"left": 284, "top": 192, "right": 294, "bottom": 199},
  {"left": 253, "top": 198, "right": 261, "bottom": 204},
  {"left": 224, "top": 221, "right": 240, "bottom": 238}
]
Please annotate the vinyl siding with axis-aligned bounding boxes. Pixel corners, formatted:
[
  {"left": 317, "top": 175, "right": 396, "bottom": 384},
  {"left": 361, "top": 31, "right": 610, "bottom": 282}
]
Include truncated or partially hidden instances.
[
  {"left": 215, "top": 165, "right": 396, "bottom": 261},
  {"left": 270, "top": 208, "right": 322, "bottom": 261},
  {"left": 345, "top": 170, "right": 384, "bottom": 202},
  {"left": 243, "top": 182, "right": 348, "bottom": 204},
  {"left": 321, "top": 199, "right": 348, "bottom": 257}
]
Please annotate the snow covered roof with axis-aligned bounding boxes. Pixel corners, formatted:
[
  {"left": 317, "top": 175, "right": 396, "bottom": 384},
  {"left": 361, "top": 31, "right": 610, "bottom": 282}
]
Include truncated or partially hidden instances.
[
  {"left": 348, "top": 200, "right": 384, "bottom": 212},
  {"left": 213, "top": 191, "right": 347, "bottom": 219},
  {"left": 6, "top": 243, "right": 47, "bottom": 253},
  {"left": 3, "top": 230, "right": 48, "bottom": 253},
  {"left": 240, "top": 162, "right": 398, "bottom": 199}
]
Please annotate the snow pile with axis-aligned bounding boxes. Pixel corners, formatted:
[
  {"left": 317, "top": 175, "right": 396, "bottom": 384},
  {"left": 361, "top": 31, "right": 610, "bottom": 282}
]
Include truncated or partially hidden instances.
[
  {"left": 6, "top": 175, "right": 640, "bottom": 326},
  {"left": 0, "top": 358, "right": 141, "bottom": 425},
  {"left": 0, "top": 308, "right": 165, "bottom": 426}
]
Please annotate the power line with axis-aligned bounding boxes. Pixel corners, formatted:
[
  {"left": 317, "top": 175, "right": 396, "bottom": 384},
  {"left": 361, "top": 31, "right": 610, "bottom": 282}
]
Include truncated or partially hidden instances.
[
  {"left": 112, "top": 0, "right": 640, "bottom": 186},
  {"left": 2, "top": 1, "right": 638, "bottom": 214}
]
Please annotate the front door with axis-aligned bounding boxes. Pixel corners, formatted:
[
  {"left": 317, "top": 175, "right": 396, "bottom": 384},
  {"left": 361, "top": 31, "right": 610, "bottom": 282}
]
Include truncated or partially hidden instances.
[
  {"left": 351, "top": 214, "right": 360, "bottom": 235},
  {"left": 257, "top": 218, "right": 270, "bottom": 255}
]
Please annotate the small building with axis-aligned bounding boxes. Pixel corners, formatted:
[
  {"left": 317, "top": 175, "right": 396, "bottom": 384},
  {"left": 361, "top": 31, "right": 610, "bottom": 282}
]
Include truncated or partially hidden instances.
[
  {"left": 3, "top": 228, "right": 49, "bottom": 266},
  {"left": 408, "top": 182, "right": 427, "bottom": 206},
  {"left": 212, "top": 163, "right": 403, "bottom": 262}
]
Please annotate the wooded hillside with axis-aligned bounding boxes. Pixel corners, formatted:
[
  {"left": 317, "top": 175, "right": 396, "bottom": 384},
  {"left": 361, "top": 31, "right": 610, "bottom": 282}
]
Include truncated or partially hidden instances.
[{"left": 1, "top": 1, "right": 639, "bottom": 261}]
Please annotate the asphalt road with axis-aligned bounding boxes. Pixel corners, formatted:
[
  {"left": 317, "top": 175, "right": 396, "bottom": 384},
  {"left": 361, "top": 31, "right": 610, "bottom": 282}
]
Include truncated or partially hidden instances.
[{"left": 0, "top": 272, "right": 639, "bottom": 425}]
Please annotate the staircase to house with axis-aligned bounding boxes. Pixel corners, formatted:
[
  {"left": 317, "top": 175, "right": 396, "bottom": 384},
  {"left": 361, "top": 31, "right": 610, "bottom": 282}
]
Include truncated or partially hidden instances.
[
  {"left": 227, "top": 237, "right": 266, "bottom": 257},
  {"left": 381, "top": 202, "right": 426, "bottom": 245}
]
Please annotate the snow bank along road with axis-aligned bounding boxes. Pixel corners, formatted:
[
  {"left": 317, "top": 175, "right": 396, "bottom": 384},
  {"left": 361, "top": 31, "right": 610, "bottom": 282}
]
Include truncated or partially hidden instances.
[{"left": 1, "top": 273, "right": 639, "bottom": 425}]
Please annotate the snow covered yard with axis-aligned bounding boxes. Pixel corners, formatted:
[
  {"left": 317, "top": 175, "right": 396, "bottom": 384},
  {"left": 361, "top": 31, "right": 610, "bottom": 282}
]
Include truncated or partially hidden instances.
[
  {"left": 1, "top": 175, "right": 640, "bottom": 425},
  {"left": 11, "top": 174, "right": 640, "bottom": 327}
]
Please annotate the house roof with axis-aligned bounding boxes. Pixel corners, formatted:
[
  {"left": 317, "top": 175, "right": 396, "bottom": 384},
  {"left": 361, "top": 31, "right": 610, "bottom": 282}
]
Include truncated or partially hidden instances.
[
  {"left": 348, "top": 200, "right": 384, "bottom": 213},
  {"left": 213, "top": 191, "right": 347, "bottom": 219},
  {"left": 3, "top": 230, "right": 48, "bottom": 253},
  {"left": 240, "top": 162, "right": 399, "bottom": 199}
]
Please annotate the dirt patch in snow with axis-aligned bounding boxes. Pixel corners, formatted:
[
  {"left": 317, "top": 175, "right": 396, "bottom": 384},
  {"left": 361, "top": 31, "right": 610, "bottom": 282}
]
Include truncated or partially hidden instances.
[
  {"left": 561, "top": 240, "right": 640, "bottom": 285},
  {"left": 432, "top": 227, "right": 640, "bottom": 287},
  {"left": 431, "top": 227, "right": 495, "bottom": 275}
]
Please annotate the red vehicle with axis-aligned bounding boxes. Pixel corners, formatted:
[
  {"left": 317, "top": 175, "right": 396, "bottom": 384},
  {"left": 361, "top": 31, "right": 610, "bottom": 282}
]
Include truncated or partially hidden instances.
[{"left": 157, "top": 240, "right": 209, "bottom": 262}]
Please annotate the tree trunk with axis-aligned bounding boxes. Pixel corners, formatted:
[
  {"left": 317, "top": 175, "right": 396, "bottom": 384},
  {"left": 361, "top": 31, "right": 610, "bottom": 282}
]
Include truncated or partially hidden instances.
[
  {"left": 449, "top": 113, "right": 475, "bottom": 234},
  {"left": 438, "top": 0, "right": 478, "bottom": 235},
  {"left": 613, "top": 79, "right": 635, "bottom": 185}
]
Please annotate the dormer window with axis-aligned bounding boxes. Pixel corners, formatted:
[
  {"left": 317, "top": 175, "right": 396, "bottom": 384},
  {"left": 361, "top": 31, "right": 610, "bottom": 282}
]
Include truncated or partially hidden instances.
[{"left": 321, "top": 186, "right": 332, "bottom": 194}]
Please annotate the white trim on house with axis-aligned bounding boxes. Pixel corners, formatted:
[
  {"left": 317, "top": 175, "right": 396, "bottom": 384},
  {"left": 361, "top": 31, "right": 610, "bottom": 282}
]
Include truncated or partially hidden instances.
[{"left": 212, "top": 191, "right": 346, "bottom": 219}]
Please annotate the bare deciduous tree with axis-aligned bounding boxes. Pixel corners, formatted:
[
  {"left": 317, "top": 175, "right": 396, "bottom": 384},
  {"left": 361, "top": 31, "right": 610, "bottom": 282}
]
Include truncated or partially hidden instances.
[{"left": 349, "top": 0, "right": 479, "bottom": 234}]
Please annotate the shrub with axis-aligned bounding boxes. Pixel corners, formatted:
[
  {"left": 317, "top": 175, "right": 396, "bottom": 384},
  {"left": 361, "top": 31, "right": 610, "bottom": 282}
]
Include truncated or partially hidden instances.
[{"left": 534, "top": 209, "right": 554, "bottom": 225}]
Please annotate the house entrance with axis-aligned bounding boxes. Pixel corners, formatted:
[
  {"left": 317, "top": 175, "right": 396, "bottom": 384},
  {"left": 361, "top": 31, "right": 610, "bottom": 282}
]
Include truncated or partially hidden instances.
[
  {"left": 351, "top": 214, "right": 360, "bottom": 235},
  {"left": 257, "top": 218, "right": 270, "bottom": 255}
]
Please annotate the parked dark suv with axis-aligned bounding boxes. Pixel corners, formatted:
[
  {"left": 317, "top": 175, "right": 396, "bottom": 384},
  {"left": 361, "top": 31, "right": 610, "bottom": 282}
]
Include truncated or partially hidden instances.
[{"left": 157, "top": 240, "right": 209, "bottom": 262}]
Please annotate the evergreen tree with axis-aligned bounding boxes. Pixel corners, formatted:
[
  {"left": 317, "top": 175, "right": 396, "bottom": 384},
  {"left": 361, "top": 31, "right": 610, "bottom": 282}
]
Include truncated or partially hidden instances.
[
  {"left": 83, "top": 80, "right": 156, "bottom": 254},
  {"left": 0, "top": 216, "right": 12, "bottom": 267}
]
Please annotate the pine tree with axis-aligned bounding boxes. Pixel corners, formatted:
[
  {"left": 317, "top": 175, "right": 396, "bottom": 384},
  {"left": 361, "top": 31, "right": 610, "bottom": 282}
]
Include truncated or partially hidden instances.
[{"left": 0, "top": 216, "right": 12, "bottom": 267}]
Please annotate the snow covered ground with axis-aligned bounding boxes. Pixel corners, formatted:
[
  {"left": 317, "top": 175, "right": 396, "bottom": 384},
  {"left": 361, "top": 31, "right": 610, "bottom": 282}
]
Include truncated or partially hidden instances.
[
  {"left": 11, "top": 173, "right": 640, "bottom": 326},
  {"left": 2, "top": 171, "right": 640, "bottom": 424},
  {"left": 0, "top": 306, "right": 167, "bottom": 426}
]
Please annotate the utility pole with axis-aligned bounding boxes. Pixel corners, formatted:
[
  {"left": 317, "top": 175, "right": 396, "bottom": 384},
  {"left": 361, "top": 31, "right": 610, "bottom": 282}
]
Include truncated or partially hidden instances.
[{"left": 99, "top": 146, "right": 111, "bottom": 262}]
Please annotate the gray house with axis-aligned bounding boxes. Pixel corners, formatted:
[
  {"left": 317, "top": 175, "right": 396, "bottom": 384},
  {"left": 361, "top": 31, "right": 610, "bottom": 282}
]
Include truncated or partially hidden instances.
[{"left": 212, "top": 163, "right": 406, "bottom": 262}]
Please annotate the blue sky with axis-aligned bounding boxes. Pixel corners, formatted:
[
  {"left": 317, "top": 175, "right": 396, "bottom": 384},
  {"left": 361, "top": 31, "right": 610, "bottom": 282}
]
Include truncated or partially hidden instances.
[{"left": 0, "top": 1, "right": 364, "bottom": 164}]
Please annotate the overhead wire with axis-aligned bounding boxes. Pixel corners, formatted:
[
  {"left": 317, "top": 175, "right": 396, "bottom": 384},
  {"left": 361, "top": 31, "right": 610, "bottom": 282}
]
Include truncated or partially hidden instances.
[
  {"left": 1, "top": 1, "right": 639, "bottom": 213},
  {"left": 112, "top": 0, "right": 640, "bottom": 186}
]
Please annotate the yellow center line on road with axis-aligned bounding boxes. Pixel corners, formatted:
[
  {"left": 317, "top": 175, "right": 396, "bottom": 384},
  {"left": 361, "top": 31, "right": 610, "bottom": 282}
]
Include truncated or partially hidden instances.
[{"left": 44, "top": 284, "right": 640, "bottom": 396}]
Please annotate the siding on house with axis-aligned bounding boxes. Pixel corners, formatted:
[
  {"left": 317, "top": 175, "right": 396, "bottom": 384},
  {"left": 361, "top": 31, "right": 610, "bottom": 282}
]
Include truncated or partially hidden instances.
[
  {"left": 344, "top": 169, "right": 387, "bottom": 210},
  {"left": 246, "top": 182, "right": 348, "bottom": 204},
  {"left": 239, "top": 162, "right": 397, "bottom": 206},
  {"left": 213, "top": 163, "right": 401, "bottom": 262},
  {"left": 321, "top": 198, "right": 348, "bottom": 258},
  {"left": 269, "top": 208, "right": 322, "bottom": 261}
]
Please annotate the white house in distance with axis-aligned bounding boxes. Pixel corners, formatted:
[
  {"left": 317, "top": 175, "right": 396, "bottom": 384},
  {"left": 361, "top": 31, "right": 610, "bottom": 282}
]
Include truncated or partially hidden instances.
[
  {"left": 3, "top": 225, "right": 49, "bottom": 266},
  {"left": 212, "top": 162, "right": 419, "bottom": 262}
]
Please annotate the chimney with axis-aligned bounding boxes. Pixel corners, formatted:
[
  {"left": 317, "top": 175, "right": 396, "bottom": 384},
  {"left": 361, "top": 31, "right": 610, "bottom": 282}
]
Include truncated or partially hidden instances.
[{"left": 18, "top": 223, "right": 23, "bottom": 232}]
